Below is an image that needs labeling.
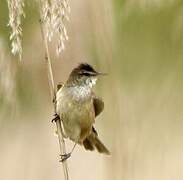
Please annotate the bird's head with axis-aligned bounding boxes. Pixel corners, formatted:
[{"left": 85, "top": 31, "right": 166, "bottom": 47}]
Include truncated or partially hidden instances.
[{"left": 67, "top": 63, "right": 106, "bottom": 87}]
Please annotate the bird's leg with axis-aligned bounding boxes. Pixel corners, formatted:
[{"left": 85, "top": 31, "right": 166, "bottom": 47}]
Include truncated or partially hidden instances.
[
  {"left": 59, "top": 143, "right": 77, "bottom": 162},
  {"left": 52, "top": 113, "right": 60, "bottom": 123}
]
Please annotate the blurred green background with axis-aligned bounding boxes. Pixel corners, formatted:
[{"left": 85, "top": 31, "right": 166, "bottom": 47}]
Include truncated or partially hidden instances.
[{"left": 1, "top": 0, "right": 183, "bottom": 180}]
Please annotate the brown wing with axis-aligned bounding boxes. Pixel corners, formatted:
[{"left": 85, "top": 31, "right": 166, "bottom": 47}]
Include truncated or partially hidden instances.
[{"left": 93, "top": 96, "right": 104, "bottom": 117}]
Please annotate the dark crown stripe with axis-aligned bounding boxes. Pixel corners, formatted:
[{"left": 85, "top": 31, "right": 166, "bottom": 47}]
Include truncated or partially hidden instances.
[{"left": 76, "top": 63, "right": 96, "bottom": 72}]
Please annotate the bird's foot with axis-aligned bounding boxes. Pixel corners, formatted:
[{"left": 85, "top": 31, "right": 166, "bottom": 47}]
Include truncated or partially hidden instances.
[
  {"left": 52, "top": 113, "right": 60, "bottom": 123},
  {"left": 59, "top": 153, "right": 71, "bottom": 162}
]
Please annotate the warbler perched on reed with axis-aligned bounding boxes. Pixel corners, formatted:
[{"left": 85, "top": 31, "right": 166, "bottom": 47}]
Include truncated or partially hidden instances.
[{"left": 53, "top": 63, "right": 110, "bottom": 161}]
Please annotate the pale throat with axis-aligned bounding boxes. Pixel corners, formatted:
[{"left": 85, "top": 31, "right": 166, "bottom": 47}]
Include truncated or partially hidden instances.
[{"left": 67, "top": 77, "right": 97, "bottom": 100}]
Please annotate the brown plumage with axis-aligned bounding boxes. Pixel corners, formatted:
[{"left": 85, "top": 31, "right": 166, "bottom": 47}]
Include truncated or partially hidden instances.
[
  {"left": 56, "top": 63, "right": 110, "bottom": 155},
  {"left": 83, "top": 126, "right": 110, "bottom": 154}
]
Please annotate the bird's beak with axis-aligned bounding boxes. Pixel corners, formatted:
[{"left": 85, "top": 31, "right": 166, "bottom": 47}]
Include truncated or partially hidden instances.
[{"left": 96, "top": 72, "right": 108, "bottom": 76}]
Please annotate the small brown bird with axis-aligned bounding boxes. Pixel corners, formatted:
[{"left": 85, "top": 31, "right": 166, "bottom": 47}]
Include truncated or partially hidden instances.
[{"left": 55, "top": 63, "right": 110, "bottom": 161}]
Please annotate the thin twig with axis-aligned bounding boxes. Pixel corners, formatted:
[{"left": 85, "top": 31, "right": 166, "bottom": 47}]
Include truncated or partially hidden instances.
[{"left": 38, "top": 3, "right": 70, "bottom": 180}]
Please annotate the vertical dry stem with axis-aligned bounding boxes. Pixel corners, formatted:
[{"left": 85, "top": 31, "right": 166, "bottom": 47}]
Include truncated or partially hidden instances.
[{"left": 39, "top": 9, "right": 70, "bottom": 180}]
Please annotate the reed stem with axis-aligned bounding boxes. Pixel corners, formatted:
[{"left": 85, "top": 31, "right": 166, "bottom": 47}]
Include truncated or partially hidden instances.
[{"left": 39, "top": 3, "right": 70, "bottom": 179}]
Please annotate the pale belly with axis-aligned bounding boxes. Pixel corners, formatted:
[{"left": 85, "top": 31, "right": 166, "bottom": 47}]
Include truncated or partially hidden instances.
[{"left": 56, "top": 95, "right": 95, "bottom": 143}]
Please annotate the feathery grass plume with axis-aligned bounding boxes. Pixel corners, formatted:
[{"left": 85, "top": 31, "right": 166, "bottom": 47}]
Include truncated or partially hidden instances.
[
  {"left": 40, "top": 0, "right": 70, "bottom": 54},
  {"left": 7, "top": 0, "right": 25, "bottom": 60},
  {"left": 52, "top": 0, "right": 70, "bottom": 53},
  {"left": 40, "top": 0, "right": 53, "bottom": 41}
]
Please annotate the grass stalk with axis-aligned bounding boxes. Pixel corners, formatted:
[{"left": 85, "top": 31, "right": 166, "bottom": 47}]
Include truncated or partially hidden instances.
[{"left": 39, "top": 3, "right": 70, "bottom": 180}]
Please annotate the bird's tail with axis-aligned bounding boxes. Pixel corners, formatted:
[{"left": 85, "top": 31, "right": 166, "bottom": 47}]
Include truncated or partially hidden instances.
[{"left": 83, "top": 130, "right": 110, "bottom": 155}]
